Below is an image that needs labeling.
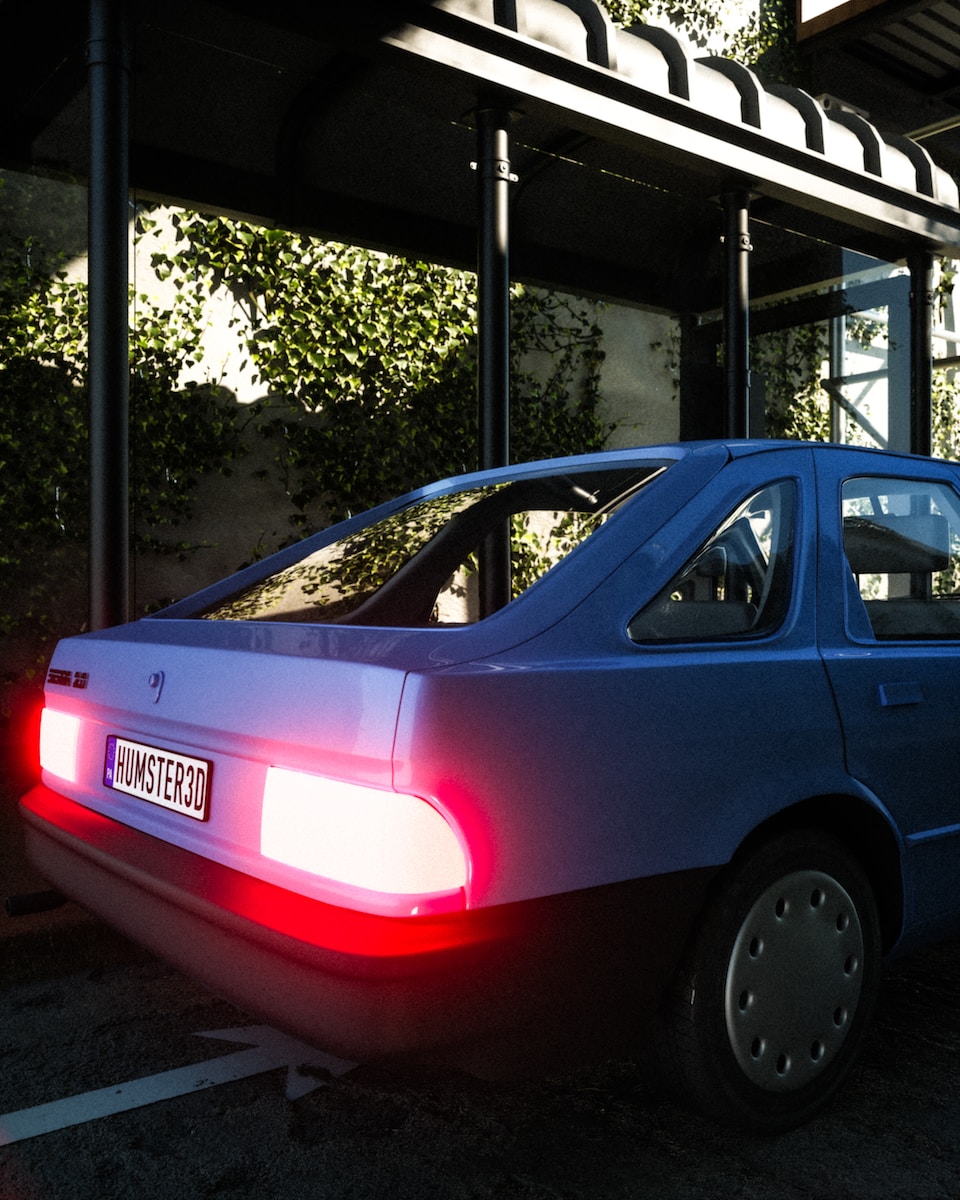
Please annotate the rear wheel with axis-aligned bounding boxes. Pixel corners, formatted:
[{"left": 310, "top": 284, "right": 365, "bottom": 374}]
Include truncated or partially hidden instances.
[{"left": 659, "top": 830, "right": 881, "bottom": 1133}]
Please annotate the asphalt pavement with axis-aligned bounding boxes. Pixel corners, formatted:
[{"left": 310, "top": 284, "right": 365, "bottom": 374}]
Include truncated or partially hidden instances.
[
  {"left": 9, "top": 710, "right": 960, "bottom": 1200},
  {"left": 7, "top": 720, "right": 960, "bottom": 1197}
]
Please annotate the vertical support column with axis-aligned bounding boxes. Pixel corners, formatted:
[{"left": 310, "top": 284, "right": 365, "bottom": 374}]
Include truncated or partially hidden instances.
[
  {"left": 886, "top": 275, "right": 912, "bottom": 453},
  {"left": 828, "top": 311, "right": 845, "bottom": 445},
  {"left": 87, "top": 0, "right": 131, "bottom": 630},
  {"left": 909, "top": 252, "right": 934, "bottom": 458},
  {"left": 476, "top": 107, "right": 513, "bottom": 471},
  {"left": 723, "top": 191, "right": 752, "bottom": 440},
  {"left": 475, "top": 107, "right": 514, "bottom": 616}
]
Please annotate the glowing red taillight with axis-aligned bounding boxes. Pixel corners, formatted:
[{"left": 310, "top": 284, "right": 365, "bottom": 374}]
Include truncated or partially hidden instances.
[
  {"left": 39, "top": 709, "right": 83, "bottom": 784},
  {"left": 260, "top": 768, "right": 468, "bottom": 915}
]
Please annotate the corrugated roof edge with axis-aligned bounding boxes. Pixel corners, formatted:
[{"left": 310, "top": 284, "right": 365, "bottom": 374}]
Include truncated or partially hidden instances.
[{"left": 438, "top": 0, "right": 959, "bottom": 209}]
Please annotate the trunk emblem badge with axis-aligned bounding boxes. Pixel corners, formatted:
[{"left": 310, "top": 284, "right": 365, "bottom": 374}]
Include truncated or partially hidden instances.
[{"left": 148, "top": 671, "right": 165, "bottom": 702}]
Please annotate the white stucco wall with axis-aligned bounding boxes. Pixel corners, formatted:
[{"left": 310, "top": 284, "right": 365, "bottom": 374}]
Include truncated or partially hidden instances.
[
  {"left": 598, "top": 305, "right": 679, "bottom": 448},
  {"left": 132, "top": 227, "right": 683, "bottom": 605}
]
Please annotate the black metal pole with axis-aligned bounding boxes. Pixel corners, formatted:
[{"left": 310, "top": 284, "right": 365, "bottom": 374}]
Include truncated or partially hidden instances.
[
  {"left": 476, "top": 107, "right": 513, "bottom": 617},
  {"left": 477, "top": 107, "right": 512, "bottom": 471},
  {"left": 87, "top": 0, "right": 131, "bottom": 630},
  {"left": 723, "top": 191, "right": 752, "bottom": 439},
  {"left": 909, "top": 252, "right": 934, "bottom": 458}
]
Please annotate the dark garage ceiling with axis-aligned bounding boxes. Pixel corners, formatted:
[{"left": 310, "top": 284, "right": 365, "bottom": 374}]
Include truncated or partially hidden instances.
[
  {"left": 4, "top": 0, "right": 960, "bottom": 315},
  {"left": 802, "top": 0, "right": 960, "bottom": 171}
]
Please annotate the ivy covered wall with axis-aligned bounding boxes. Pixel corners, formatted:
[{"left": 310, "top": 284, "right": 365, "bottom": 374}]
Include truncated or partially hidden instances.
[
  {"left": 2, "top": 174, "right": 670, "bottom": 720},
  {"left": 129, "top": 206, "right": 654, "bottom": 609}
]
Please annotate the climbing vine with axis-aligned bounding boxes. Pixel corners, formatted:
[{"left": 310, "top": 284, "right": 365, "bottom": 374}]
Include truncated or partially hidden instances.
[
  {"left": 0, "top": 198, "right": 608, "bottom": 717},
  {"left": 600, "top": 0, "right": 797, "bottom": 78},
  {"left": 0, "top": 196, "right": 243, "bottom": 710},
  {"left": 756, "top": 322, "right": 832, "bottom": 442},
  {"left": 148, "top": 211, "right": 607, "bottom": 529}
]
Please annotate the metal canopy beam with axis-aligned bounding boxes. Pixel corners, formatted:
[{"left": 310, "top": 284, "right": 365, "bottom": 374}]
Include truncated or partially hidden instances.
[
  {"left": 380, "top": 5, "right": 960, "bottom": 257},
  {"left": 7, "top": 1, "right": 960, "bottom": 304}
]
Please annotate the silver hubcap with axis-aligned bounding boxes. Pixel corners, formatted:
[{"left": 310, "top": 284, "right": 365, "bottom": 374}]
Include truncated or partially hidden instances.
[{"left": 724, "top": 869, "right": 864, "bottom": 1093}]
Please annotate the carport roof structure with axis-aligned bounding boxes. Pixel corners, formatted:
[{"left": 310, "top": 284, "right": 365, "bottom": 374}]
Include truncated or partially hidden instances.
[
  {"left": 5, "top": 0, "right": 960, "bottom": 630},
  {"left": 5, "top": 0, "right": 960, "bottom": 310}
]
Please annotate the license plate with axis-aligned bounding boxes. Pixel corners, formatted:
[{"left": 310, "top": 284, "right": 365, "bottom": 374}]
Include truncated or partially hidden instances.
[{"left": 104, "top": 736, "right": 211, "bottom": 821}]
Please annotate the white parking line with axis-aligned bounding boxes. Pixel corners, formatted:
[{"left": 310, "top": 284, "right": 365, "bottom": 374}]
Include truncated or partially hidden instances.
[{"left": 0, "top": 1025, "right": 355, "bottom": 1146}]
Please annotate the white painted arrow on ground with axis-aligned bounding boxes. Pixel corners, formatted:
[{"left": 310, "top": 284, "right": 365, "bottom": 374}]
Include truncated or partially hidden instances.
[{"left": 0, "top": 1026, "right": 356, "bottom": 1146}]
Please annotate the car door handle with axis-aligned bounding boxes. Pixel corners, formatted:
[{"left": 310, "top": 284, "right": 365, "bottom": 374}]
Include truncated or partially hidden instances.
[{"left": 878, "top": 682, "right": 925, "bottom": 707}]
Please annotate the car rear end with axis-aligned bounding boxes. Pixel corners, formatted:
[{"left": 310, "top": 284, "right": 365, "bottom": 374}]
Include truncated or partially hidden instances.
[
  {"left": 18, "top": 446, "right": 712, "bottom": 1071},
  {"left": 20, "top": 619, "right": 509, "bottom": 1059}
]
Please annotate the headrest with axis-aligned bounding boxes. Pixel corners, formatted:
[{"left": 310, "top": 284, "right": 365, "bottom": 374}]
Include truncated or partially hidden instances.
[{"left": 843, "top": 514, "right": 950, "bottom": 575}]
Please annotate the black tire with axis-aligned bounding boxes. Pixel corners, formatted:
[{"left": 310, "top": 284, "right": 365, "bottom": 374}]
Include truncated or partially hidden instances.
[{"left": 658, "top": 829, "right": 881, "bottom": 1133}]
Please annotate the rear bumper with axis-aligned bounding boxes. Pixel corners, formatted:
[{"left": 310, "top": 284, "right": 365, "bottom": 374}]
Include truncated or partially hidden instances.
[{"left": 20, "top": 784, "right": 716, "bottom": 1075}]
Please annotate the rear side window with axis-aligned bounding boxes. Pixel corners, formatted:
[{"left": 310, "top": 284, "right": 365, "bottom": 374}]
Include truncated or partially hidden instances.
[
  {"left": 628, "top": 481, "right": 796, "bottom": 643},
  {"left": 842, "top": 477, "right": 960, "bottom": 640},
  {"left": 197, "top": 465, "right": 665, "bottom": 626}
]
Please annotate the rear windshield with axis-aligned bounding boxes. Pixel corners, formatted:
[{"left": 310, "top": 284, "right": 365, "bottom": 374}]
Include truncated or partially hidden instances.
[{"left": 197, "top": 464, "right": 666, "bottom": 626}]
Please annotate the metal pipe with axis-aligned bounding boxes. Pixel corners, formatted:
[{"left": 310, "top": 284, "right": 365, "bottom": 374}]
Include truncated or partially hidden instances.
[
  {"left": 87, "top": 0, "right": 131, "bottom": 630},
  {"left": 476, "top": 107, "right": 513, "bottom": 472},
  {"left": 909, "top": 252, "right": 933, "bottom": 457},
  {"left": 476, "top": 107, "right": 514, "bottom": 617},
  {"left": 723, "top": 191, "right": 752, "bottom": 439}
]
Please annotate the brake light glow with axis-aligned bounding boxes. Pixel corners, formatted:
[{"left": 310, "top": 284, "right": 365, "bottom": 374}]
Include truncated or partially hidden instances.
[
  {"left": 39, "top": 709, "right": 83, "bottom": 784},
  {"left": 261, "top": 768, "right": 468, "bottom": 914}
]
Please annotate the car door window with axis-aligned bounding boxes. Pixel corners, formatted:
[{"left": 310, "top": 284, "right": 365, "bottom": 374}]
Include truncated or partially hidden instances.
[
  {"left": 842, "top": 477, "right": 960, "bottom": 640},
  {"left": 628, "top": 481, "right": 796, "bottom": 642}
]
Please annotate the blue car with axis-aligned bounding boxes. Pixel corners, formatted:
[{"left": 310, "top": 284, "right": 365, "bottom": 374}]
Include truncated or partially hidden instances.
[{"left": 21, "top": 439, "right": 960, "bottom": 1130}]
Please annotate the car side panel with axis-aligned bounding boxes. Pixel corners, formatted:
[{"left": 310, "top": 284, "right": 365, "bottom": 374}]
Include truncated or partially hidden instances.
[
  {"left": 394, "top": 652, "right": 846, "bottom": 908},
  {"left": 395, "top": 450, "right": 851, "bottom": 908}
]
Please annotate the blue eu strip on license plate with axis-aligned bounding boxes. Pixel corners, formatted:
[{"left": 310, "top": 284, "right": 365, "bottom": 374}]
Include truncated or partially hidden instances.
[{"left": 104, "top": 736, "right": 211, "bottom": 821}]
